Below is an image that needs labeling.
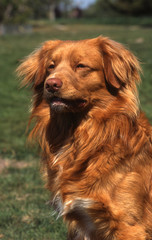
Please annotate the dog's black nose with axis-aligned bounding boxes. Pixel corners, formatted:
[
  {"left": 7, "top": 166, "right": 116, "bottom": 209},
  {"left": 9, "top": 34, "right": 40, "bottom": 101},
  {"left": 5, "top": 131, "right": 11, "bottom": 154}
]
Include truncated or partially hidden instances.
[{"left": 45, "top": 78, "right": 63, "bottom": 93}]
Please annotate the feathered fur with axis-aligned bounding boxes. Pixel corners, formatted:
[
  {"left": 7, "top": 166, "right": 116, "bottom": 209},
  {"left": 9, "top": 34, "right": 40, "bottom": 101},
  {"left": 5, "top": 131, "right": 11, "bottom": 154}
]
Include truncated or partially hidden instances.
[{"left": 17, "top": 36, "right": 152, "bottom": 240}]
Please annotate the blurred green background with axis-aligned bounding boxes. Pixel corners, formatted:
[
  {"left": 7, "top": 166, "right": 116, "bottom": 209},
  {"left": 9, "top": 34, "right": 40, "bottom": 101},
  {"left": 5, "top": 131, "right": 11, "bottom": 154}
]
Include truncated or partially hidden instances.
[{"left": 0, "top": 0, "right": 152, "bottom": 239}]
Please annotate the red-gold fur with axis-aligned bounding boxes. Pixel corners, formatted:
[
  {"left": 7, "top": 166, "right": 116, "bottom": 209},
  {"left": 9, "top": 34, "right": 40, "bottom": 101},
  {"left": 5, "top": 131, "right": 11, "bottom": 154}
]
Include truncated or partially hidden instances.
[{"left": 17, "top": 37, "right": 152, "bottom": 240}]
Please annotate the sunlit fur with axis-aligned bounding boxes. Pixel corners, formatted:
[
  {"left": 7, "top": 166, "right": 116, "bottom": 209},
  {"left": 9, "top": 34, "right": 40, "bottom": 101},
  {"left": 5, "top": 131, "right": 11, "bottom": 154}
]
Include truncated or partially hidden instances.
[{"left": 17, "top": 36, "right": 152, "bottom": 240}]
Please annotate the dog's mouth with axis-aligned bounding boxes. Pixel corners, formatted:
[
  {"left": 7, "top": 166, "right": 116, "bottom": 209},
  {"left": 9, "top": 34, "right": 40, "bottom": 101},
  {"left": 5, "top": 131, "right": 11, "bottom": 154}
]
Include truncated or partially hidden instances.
[{"left": 48, "top": 96, "right": 87, "bottom": 111}]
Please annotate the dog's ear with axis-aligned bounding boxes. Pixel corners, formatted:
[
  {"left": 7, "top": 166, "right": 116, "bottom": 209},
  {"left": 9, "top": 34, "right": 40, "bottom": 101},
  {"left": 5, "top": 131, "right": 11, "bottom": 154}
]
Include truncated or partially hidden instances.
[
  {"left": 97, "top": 37, "right": 141, "bottom": 89},
  {"left": 17, "top": 40, "right": 62, "bottom": 88}
]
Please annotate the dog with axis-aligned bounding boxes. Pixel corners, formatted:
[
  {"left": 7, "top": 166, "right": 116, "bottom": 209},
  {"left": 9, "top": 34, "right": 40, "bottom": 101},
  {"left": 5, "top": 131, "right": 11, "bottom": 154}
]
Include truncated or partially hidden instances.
[{"left": 17, "top": 36, "right": 152, "bottom": 240}]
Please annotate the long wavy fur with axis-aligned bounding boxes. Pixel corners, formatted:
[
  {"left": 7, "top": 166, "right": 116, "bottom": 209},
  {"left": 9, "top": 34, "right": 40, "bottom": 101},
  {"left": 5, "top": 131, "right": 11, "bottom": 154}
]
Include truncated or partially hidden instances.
[{"left": 17, "top": 36, "right": 152, "bottom": 240}]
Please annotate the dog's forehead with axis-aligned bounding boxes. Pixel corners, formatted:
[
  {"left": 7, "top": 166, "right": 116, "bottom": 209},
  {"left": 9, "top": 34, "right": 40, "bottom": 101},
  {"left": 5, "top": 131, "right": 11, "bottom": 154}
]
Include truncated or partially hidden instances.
[{"left": 51, "top": 40, "right": 101, "bottom": 61}]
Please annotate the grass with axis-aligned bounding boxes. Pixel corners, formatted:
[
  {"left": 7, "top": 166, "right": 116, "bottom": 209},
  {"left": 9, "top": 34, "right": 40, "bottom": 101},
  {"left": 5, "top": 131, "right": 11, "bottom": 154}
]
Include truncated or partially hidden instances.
[
  {"left": 0, "top": 159, "right": 66, "bottom": 240},
  {"left": 32, "top": 16, "right": 152, "bottom": 26},
  {"left": 0, "top": 21, "right": 152, "bottom": 239}
]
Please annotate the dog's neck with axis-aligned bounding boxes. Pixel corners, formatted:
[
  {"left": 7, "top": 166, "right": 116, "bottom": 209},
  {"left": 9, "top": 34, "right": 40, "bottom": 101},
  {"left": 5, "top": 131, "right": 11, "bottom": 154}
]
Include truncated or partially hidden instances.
[
  {"left": 46, "top": 110, "right": 87, "bottom": 153},
  {"left": 47, "top": 106, "right": 127, "bottom": 153},
  {"left": 35, "top": 102, "right": 151, "bottom": 178}
]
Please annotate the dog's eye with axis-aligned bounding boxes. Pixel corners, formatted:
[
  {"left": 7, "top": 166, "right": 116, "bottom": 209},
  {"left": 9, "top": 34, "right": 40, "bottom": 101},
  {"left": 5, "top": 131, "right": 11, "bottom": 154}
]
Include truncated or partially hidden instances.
[
  {"left": 48, "top": 64, "right": 55, "bottom": 69},
  {"left": 77, "top": 64, "right": 86, "bottom": 69}
]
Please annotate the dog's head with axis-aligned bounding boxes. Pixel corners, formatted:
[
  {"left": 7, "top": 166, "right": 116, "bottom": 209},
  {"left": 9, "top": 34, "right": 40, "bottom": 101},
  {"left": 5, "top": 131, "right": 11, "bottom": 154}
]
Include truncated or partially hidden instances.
[{"left": 17, "top": 37, "right": 141, "bottom": 114}]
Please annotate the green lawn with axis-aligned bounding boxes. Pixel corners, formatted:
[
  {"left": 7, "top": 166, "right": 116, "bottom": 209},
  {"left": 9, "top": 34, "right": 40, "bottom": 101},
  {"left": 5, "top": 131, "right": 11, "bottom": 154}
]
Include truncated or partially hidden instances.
[{"left": 0, "top": 22, "right": 152, "bottom": 240}]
